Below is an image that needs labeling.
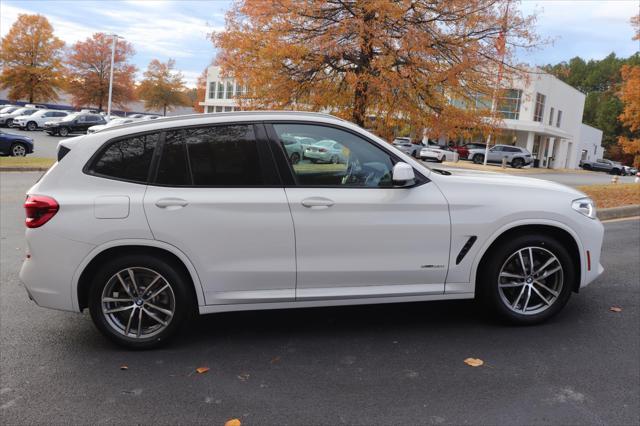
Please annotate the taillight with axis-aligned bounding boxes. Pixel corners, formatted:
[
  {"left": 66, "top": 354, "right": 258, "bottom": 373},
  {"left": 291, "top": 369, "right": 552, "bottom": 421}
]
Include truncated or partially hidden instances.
[
  {"left": 24, "top": 195, "right": 59, "bottom": 228},
  {"left": 319, "top": 148, "right": 327, "bottom": 152}
]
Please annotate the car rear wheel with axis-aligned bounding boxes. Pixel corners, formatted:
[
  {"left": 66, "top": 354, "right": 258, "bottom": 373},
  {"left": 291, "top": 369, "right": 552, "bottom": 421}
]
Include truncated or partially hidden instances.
[
  {"left": 58, "top": 127, "right": 70, "bottom": 137},
  {"left": 330, "top": 155, "right": 339, "bottom": 164},
  {"left": 478, "top": 233, "right": 574, "bottom": 324},
  {"left": 88, "top": 254, "right": 194, "bottom": 349},
  {"left": 10, "top": 143, "right": 27, "bottom": 157},
  {"left": 290, "top": 152, "right": 301, "bottom": 164},
  {"left": 511, "top": 158, "right": 524, "bottom": 168},
  {"left": 473, "top": 154, "right": 484, "bottom": 164},
  {"left": 26, "top": 121, "right": 37, "bottom": 131}
]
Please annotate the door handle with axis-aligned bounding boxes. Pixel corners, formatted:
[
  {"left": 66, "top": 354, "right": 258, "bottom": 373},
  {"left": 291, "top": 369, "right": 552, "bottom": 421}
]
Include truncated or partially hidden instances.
[
  {"left": 301, "top": 197, "right": 335, "bottom": 209},
  {"left": 155, "top": 198, "right": 189, "bottom": 209}
]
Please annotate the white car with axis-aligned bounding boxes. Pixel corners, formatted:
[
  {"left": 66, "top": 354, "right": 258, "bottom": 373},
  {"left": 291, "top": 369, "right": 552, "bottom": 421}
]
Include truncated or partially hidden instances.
[
  {"left": 420, "top": 143, "right": 459, "bottom": 163},
  {"left": 12, "top": 109, "right": 69, "bottom": 130},
  {"left": 87, "top": 117, "right": 138, "bottom": 134},
  {"left": 20, "top": 112, "right": 604, "bottom": 348}
]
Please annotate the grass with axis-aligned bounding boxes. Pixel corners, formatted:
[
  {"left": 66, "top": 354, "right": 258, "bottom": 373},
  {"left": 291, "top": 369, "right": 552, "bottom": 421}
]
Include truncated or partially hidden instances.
[
  {"left": 577, "top": 183, "right": 640, "bottom": 209},
  {"left": 0, "top": 157, "right": 55, "bottom": 169}
]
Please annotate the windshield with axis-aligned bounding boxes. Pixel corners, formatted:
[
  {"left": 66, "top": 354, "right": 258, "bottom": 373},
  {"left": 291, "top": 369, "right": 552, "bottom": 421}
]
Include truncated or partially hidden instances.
[
  {"left": 315, "top": 140, "right": 336, "bottom": 148},
  {"left": 12, "top": 108, "right": 35, "bottom": 116},
  {"left": 0, "top": 107, "right": 18, "bottom": 114},
  {"left": 105, "top": 118, "right": 128, "bottom": 127}
]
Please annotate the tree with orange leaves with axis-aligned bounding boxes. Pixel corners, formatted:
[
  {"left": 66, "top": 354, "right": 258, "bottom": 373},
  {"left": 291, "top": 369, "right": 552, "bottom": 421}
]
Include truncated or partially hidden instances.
[
  {"left": 192, "top": 68, "right": 208, "bottom": 113},
  {"left": 617, "top": 15, "right": 640, "bottom": 168},
  {"left": 137, "top": 59, "right": 190, "bottom": 116},
  {"left": 66, "top": 33, "right": 137, "bottom": 111},
  {"left": 213, "top": 0, "right": 539, "bottom": 139},
  {"left": 0, "top": 14, "right": 65, "bottom": 103}
]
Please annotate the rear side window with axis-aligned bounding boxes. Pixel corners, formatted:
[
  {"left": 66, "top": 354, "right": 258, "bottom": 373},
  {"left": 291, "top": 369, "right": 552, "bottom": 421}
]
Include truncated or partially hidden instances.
[
  {"left": 89, "top": 133, "right": 159, "bottom": 183},
  {"left": 156, "top": 124, "right": 263, "bottom": 186}
]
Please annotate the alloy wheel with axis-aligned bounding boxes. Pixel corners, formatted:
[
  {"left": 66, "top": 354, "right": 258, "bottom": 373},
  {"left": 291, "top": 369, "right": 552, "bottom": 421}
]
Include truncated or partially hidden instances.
[
  {"left": 27, "top": 121, "right": 37, "bottom": 131},
  {"left": 11, "top": 144, "right": 27, "bottom": 157},
  {"left": 498, "top": 246, "right": 564, "bottom": 315},
  {"left": 59, "top": 127, "right": 69, "bottom": 137},
  {"left": 101, "top": 267, "right": 176, "bottom": 339}
]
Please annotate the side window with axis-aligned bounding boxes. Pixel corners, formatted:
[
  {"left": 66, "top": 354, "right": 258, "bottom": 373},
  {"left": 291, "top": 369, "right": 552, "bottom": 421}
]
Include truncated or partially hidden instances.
[
  {"left": 156, "top": 124, "right": 264, "bottom": 186},
  {"left": 89, "top": 133, "right": 159, "bottom": 182},
  {"left": 272, "top": 124, "right": 395, "bottom": 187},
  {"left": 77, "top": 115, "right": 87, "bottom": 123}
]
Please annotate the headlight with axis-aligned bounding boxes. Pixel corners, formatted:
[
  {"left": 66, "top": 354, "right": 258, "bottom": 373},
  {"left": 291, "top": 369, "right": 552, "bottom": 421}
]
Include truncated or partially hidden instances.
[{"left": 572, "top": 198, "right": 596, "bottom": 219}]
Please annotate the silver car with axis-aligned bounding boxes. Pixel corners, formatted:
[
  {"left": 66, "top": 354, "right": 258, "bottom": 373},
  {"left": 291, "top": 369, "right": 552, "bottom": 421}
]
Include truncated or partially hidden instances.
[
  {"left": 468, "top": 144, "right": 533, "bottom": 168},
  {"left": 392, "top": 138, "right": 420, "bottom": 158},
  {"left": 304, "top": 139, "right": 348, "bottom": 163}
]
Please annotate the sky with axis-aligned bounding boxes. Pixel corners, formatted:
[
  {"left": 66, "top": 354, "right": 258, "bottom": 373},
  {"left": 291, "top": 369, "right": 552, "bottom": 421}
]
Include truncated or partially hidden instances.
[{"left": 1, "top": 0, "right": 638, "bottom": 88}]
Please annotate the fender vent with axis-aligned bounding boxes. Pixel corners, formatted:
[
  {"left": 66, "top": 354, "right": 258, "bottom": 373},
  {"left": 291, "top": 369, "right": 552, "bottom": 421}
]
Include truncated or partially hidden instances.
[{"left": 456, "top": 236, "right": 477, "bottom": 265}]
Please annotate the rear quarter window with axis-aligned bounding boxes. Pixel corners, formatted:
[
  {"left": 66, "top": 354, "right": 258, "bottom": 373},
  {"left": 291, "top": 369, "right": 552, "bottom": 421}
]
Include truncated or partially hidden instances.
[{"left": 88, "top": 133, "right": 160, "bottom": 183}]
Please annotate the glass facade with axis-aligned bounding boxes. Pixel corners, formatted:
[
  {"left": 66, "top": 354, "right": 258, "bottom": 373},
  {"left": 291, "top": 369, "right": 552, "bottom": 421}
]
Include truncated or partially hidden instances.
[
  {"left": 533, "top": 93, "right": 546, "bottom": 122},
  {"left": 497, "top": 89, "right": 522, "bottom": 120}
]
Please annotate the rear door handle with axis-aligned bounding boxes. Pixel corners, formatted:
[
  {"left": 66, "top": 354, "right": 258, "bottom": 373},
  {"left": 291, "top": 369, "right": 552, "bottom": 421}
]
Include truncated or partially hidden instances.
[
  {"left": 301, "top": 197, "right": 335, "bottom": 209},
  {"left": 155, "top": 198, "right": 189, "bottom": 209}
]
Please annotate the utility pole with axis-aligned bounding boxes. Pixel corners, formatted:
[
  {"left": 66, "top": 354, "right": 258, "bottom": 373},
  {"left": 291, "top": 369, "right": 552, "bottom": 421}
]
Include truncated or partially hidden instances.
[
  {"left": 106, "top": 34, "right": 120, "bottom": 119},
  {"left": 483, "top": 0, "right": 510, "bottom": 166}
]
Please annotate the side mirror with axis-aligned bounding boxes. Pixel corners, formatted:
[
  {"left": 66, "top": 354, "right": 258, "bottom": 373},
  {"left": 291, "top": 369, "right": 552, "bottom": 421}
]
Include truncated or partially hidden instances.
[{"left": 392, "top": 162, "right": 415, "bottom": 185}]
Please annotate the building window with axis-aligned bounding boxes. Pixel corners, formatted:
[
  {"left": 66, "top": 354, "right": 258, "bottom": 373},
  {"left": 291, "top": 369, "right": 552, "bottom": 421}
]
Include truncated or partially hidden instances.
[
  {"left": 497, "top": 89, "right": 522, "bottom": 120},
  {"left": 548, "top": 107, "right": 554, "bottom": 126},
  {"left": 556, "top": 110, "right": 562, "bottom": 127},
  {"left": 217, "top": 82, "right": 224, "bottom": 99},
  {"left": 215, "top": 106, "right": 223, "bottom": 112},
  {"left": 207, "top": 106, "right": 214, "bottom": 113},
  {"left": 533, "top": 93, "right": 546, "bottom": 122},
  {"left": 226, "top": 81, "right": 234, "bottom": 99},
  {"left": 208, "top": 82, "right": 215, "bottom": 99},
  {"left": 224, "top": 106, "right": 233, "bottom": 112}
]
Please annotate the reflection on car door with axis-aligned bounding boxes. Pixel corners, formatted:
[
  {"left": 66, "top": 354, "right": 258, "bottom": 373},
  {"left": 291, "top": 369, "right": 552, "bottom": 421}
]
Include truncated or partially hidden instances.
[
  {"left": 143, "top": 123, "right": 296, "bottom": 305},
  {"left": 268, "top": 123, "right": 450, "bottom": 301}
]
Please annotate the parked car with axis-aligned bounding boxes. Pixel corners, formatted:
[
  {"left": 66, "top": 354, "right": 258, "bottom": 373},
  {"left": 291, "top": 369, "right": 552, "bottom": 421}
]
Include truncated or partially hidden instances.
[
  {"left": 126, "top": 114, "right": 147, "bottom": 119},
  {"left": 87, "top": 117, "right": 138, "bottom": 134},
  {"left": 0, "top": 107, "right": 38, "bottom": 127},
  {"left": 281, "top": 134, "right": 304, "bottom": 164},
  {"left": 420, "top": 142, "right": 459, "bottom": 163},
  {"left": 0, "top": 129, "right": 34, "bottom": 156},
  {"left": 304, "top": 139, "right": 348, "bottom": 163},
  {"left": 141, "top": 115, "right": 161, "bottom": 120},
  {"left": 468, "top": 144, "right": 533, "bottom": 168},
  {"left": 12, "top": 109, "right": 69, "bottom": 130},
  {"left": 44, "top": 112, "right": 107, "bottom": 136},
  {"left": 622, "top": 165, "right": 638, "bottom": 176},
  {"left": 25, "top": 103, "right": 48, "bottom": 109},
  {"left": 454, "top": 143, "right": 487, "bottom": 160},
  {"left": 19, "top": 111, "right": 604, "bottom": 348},
  {"left": 392, "top": 137, "right": 420, "bottom": 158},
  {"left": 579, "top": 158, "right": 625, "bottom": 175}
]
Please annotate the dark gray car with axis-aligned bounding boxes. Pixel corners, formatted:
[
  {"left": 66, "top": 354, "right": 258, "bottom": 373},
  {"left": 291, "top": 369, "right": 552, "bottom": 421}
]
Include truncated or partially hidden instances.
[{"left": 580, "top": 158, "right": 625, "bottom": 175}]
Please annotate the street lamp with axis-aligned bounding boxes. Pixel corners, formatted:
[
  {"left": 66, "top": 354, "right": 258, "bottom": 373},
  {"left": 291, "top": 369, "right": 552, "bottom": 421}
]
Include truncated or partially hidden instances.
[{"left": 106, "top": 34, "right": 123, "bottom": 119}]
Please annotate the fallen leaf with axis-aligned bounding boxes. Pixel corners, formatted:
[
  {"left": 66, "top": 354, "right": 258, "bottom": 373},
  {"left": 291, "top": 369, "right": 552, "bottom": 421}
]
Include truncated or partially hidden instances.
[
  {"left": 464, "top": 358, "right": 484, "bottom": 367},
  {"left": 610, "top": 306, "right": 623, "bottom": 313},
  {"left": 270, "top": 356, "right": 281, "bottom": 364},
  {"left": 119, "top": 365, "right": 128, "bottom": 371},
  {"left": 196, "top": 367, "right": 210, "bottom": 374},
  {"left": 224, "top": 419, "right": 241, "bottom": 426}
]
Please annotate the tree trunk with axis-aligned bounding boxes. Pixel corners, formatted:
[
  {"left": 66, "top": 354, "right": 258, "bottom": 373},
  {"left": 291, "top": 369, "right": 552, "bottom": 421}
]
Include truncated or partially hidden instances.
[
  {"left": 351, "top": 9, "right": 375, "bottom": 127},
  {"left": 163, "top": 104, "right": 167, "bottom": 116},
  {"left": 352, "top": 80, "right": 369, "bottom": 127}
]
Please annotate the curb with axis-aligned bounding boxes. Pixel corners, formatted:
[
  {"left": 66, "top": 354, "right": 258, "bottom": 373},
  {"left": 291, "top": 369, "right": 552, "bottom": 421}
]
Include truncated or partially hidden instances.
[
  {"left": 597, "top": 204, "right": 640, "bottom": 221},
  {"left": 0, "top": 167, "right": 50, "bottom": 172}
]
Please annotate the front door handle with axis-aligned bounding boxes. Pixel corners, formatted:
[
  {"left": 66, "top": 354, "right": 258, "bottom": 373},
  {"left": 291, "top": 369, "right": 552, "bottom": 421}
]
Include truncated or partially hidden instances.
[
  {"left": 155, "top": 198, "right": 189, "bottom": 209},
  {"left": 301, "top": 197, "right": 335, "bottom": 209}
]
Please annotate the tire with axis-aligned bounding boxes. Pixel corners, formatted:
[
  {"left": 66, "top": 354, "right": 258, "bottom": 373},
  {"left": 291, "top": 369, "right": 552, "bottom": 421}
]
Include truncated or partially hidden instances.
[
  {"left": 290, "top": 152, "right": 301, "bottom": 164},
  {"left": 473, "top": 154, "right": 484, "bottom": 164},
  {"left": 511, "top": 158, "right": 524, "bottom": 168},
  {"left": 88, "top": 253, "right": 195, "bottom": 349},
  {"left": 26, "top": 121, "right": 37, "bottom": 131},
  {"left": 10, "top": 143, "right": 27, "bottom": 157},
  {"left": 58, "top": 127, "right": 70, "bottom": 137},
  {"left": 5, "top": 118, "right": 13, "bottom": 127},
  {"left": 330, "top": 155, "right": 339, "bottom": 164},
  {"left": 611, "top": 168, "right": 621, "bottom": 175},
  {"left": 477, "top": 233, "right": 575, "bottom": 325},
  {"left": 412, "top": 149, "right": 418, "bottom": 158}
]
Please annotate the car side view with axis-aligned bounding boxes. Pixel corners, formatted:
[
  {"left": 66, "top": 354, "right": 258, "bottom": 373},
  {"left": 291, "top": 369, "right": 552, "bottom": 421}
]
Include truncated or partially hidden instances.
[
  {"left": 20, "top": 112, "right": 604, "bottom": 348},
  {"left": 469, "top": 144, "right": 533, "bottom": 168}
]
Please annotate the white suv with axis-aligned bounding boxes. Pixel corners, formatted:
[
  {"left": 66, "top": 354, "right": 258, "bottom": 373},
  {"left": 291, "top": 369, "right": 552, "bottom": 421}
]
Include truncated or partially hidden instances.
[
  {"left": 20, "top": 112, "right": 604, "bottom": 348},
  {"left": 13, "top": 109, "right": 69, "bottom": 130}
]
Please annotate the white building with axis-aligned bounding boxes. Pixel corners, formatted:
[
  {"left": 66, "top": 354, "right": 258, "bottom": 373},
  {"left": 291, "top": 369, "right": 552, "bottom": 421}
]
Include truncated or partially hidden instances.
[
  {"left": 466, "top": 70, "right": 604, "bottom": 169},
  {"left": 199, "top": 66, "right": 245, "bottom": 113},
  {"left": 199, "top": 66, "right": 603, "bottom": 169}
]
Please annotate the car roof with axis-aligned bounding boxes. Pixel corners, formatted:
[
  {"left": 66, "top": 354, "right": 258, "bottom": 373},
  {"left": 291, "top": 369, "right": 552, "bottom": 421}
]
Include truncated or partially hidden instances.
[{"left": 96, "top": 111, "right": 348, "bottom": 134}]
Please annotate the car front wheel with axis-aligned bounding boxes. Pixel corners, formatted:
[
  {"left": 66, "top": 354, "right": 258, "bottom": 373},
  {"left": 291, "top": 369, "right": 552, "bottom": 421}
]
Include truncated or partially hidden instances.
[
  {"left": 10, "top": 143, "right": 27, "bottom": 157},
  {"left": 58, "top": 127, "right": 70, "bottom": 137},
  {"left": 26, "top": 121, "right": 38, "bottom": 131},
  {"left": 478, "top": 233, "right": 574, "bottom": 324},
  {"left": 88, "top": 253, "right": 194, "bottom": 349},
  {"left": 511, "top": 158, "right": 524, "bottom": 168},
  {"left": 473, "top": 154, "right": 484, "bottom": 164}
]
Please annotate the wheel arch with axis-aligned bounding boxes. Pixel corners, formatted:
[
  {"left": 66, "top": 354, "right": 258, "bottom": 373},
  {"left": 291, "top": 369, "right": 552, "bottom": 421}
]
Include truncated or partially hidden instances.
[
  {"left": 73, "top": 240, "right": 205, "bottom": 311},
  {"left": 472, "top": 221, "right": 584, "bottom": 294}
]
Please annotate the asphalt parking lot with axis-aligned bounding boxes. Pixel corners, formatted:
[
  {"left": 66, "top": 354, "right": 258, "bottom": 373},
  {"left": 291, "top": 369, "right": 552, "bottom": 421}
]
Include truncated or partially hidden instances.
[
  {"left": 2, "top": 127, "right": 64, "bottom": 159},
  {"left": 1, "top": 171, "right": 638, "bottom": 425}
]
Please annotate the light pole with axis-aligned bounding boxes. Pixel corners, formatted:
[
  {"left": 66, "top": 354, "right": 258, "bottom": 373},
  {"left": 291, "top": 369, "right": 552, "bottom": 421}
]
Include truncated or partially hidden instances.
[{"left": 106, "top": 34, "right": 122, "bottom": 119}]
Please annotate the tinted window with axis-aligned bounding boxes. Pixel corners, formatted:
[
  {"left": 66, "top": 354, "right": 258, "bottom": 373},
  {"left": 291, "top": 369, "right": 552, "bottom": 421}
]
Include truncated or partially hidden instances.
[
  {"left": 273, "top": 124, "right": 396, "bottom": 187},
  {"left": 503, "top": 146, "right": 520, "bottom": 152},
  {"left": 156, "top": 125, "right": 263, "bottom": 186},
  {"left": 90, "top": 133, "right": 159, "bottom": 182}
]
